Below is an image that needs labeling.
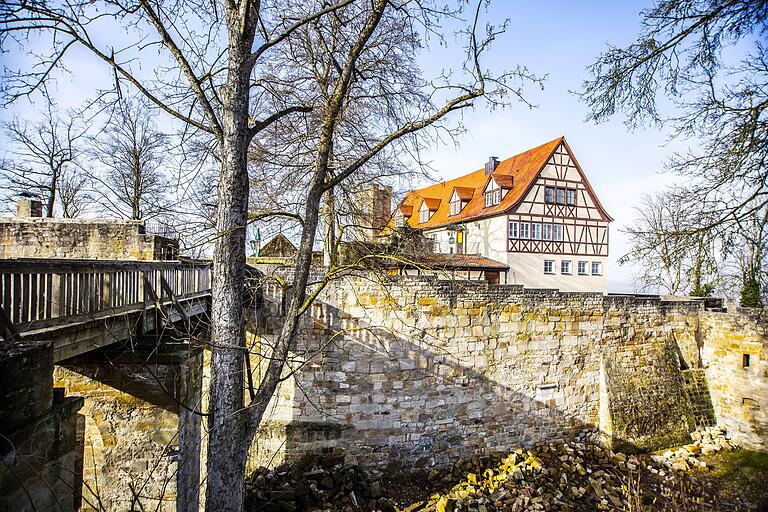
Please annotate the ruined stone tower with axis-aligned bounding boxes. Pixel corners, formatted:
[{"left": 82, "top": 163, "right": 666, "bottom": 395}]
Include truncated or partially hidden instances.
[{"left": 352, "top": 183, "right": 392, "bottom": 242}]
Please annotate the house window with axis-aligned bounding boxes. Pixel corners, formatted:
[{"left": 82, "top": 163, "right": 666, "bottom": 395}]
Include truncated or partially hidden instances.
[
  {"left": 544, "top": 260, "right": 554, "bottom": 274},
  {"left": 553, "top": 224, "right": 563, "bottom": 241},
  {"left": 743, "top": 354, "right": 751, "bottom": 367},
  {"left": 492, "top": 189, "right": 501, "bottom": 205},
  {"left": 450, "top": 200, "right": 462, "bottom": 216},
  {"left": 531, "top": 223, "right": 541, "bottom": 240},
  {"left": 561, "top": 260, "right": 572, "bottom": 275},
  {"left": 542, "top": 224, "right": 552, "bottom": 241},
  {"left": 591, "top": 262, "right": 602, "bottom": 275},
  {"left": 556, "top": 188, "right": 565, "bottom": 205},
  {"left": 545, "top": 186, "right": 554, "bottom": 203},
  {"left": 566, "top": 188, "right": 576, "bottom": 206},
  {"left": 519, "top": 222, "right": 530, "bottom": 239},
  {"left": 485, "top": 192, "right": 492, "bottom": 208},
  {"left": 394, "top": 214, "right": 404, "bottom": 227},
  {"left": 578, "top": 261, "right": 587, "bottom": 275},
  {"left": 419, "top": 209, "right": 429, "bottom": 224},
  {"left": 508, "top": 221, "right": 518, "bottom": 239}
]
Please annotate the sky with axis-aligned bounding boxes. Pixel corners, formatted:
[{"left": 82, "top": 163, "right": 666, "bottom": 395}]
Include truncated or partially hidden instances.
[
  {"left": 414, "top": 0, "right": 689, "bottom": 293},
  {"left": 0, "top": 0, "right": 696, "bottom": 293}
]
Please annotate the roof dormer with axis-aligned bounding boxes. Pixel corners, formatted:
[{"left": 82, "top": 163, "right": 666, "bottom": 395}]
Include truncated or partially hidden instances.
[
  {"left": 449, "top": 187, "right": 474, "bottom": 216},
  {"left": 419, "top": 198, "right": 440, "bottom": 224}
]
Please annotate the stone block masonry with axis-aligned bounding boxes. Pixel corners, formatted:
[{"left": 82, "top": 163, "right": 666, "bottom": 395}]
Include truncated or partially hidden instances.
[
  {"left": 249, "top": 275, "right": 740, "bottom": 469},
  {"left": 0, "top": 342, "right": 83, "bottom": 512},
  {"left": 52, "top": 346, "right": 201, "bottom": 512},
  {"left": 0, "top": 217, "right": 178, "bottom": 260},
  {"left": 701, "top": 308, "right": 768, "bottom": 451}
]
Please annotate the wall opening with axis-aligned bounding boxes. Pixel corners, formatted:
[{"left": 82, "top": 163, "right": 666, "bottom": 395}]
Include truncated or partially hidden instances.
[{"left": 742, "top": 353, "right": 751, "bottom": 368}]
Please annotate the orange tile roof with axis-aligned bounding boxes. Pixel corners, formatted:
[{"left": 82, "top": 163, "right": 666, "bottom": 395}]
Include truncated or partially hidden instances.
[
  {"left": 453, "top": 186, "right": 475, "bottom": 201},
  {"left": 422, "top": 197, "right": 442, "bottom": 211},
  {"left": 394, "top": 137, "right": 564, "bottom": 229},
  {"left": 398, "top": 205, "right": 413, "bottom": 216}
]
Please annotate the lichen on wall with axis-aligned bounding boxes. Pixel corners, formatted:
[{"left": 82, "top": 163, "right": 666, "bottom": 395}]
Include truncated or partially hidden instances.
[
  {"left": 250, "top": 275, "right": 709, "bottom": 468},
  {"left": 0, "top": 217, "right": 177, "bottom": 260},
  {"left": 702, "top": 308, "right": 768, "bottom": 451}
]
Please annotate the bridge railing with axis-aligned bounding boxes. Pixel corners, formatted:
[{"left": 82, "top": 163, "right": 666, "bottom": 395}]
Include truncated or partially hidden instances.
[{"left": 0, "top": 259, "right": 211, "bottom": 334}]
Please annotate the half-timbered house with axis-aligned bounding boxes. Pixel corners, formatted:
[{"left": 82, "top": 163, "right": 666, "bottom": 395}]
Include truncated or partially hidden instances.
[{"left": 390, "top": 137, "right": 612, "bottom": 292}]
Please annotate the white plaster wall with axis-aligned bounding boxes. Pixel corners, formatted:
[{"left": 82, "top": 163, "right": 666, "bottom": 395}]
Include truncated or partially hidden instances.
[
  {"left": 505, "top": 252, "right": 608, "bottom": 293},
  {"left": 462, "top": 216, "right": 508, "bottom": 261}
]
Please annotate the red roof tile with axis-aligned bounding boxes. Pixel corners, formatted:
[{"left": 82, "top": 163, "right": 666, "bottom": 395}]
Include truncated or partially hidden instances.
[{"left": 394, "top": 137, "right": 564, "bottom": 229}]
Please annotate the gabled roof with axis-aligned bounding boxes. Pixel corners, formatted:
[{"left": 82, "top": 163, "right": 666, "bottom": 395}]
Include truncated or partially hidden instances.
[
  {"left": 394, "top": 137, "right": 564, "bottom": 229},
  {"left": 260, "top": 234, "right": 297, "bottom": 257},
  {"left": 421, "top": 198, "right": 441, "bottom": 211},
  {"left": 452, "top": 186, "right": 475, "bottom": 201},
  {"left": 491, "top": 174, "right": 514, "bottom": 188},
  {"left": 397, "top": 204, "right": 413, "bottom": 216}
]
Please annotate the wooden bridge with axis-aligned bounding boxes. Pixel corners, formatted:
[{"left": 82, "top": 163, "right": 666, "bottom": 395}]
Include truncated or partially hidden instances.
[{"left": 0, "top": 258, "right": 212, "bottom": 362}]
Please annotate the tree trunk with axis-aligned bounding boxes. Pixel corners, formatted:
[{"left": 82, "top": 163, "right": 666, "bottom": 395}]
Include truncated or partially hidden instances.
[
  {"left": 322, "top": 187, "right": 336, "bottom": 267},
  {"left": 204, "top": 37, "right": 251, "bottom": 512},
  {"left": 46, "top": 171, "right": 57, "bottom": 217}
]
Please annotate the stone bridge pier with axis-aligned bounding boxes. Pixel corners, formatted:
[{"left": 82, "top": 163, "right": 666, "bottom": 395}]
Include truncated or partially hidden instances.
[{"left": 1, "top": 340, "right": 205, "bottom": 512}]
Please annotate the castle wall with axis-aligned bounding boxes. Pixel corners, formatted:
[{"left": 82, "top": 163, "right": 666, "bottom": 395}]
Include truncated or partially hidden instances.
[
  {"left": 0, "top": 217, "right": 178, "bottom": 260},
  {"left": 250, "top": 276, "right": 712, "bottom": 468},
  {"left": 52, "top": 348, "right": 202, "bottom": 512},
  {"left": 701, "top": 308, "right": 768, "bottom": 451}
]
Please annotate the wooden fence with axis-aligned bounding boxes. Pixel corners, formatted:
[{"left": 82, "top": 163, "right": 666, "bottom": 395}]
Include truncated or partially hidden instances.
[{"left": 0, "top": 259, "right": 211, "bottom": 336}]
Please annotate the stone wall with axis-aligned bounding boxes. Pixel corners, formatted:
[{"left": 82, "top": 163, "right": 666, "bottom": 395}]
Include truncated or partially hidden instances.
[
  {"left": 701, "top": 308, "right": 768, "bottom": 451},
  {"left": 249, "top": 276, "right": 707, "bottom": 469},
  {"left": 0, "top": 342, "right": 83, "bottom": 512},
  {"left": 52, "top": 347, "right": 201, "bottom": 511},
  {"left": 0, "top": 217, "right": 178, "bottom": 260}
]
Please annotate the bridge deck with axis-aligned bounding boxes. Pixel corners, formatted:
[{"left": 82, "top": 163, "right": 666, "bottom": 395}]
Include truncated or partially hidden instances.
[{"left": 0, "top": 259, "right": 212, "bottom": 361}]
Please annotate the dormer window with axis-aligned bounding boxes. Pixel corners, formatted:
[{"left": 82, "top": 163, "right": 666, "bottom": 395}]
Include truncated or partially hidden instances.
[
  {"left": 484, "top": 179, "right": 502, "bottom": 207},
  {"left": 394, "top": 213, "right": 404, "bottom": 227},
  {"left": 419, "top": 198, "right": 439, "bottom": 223},
  {"left": 449, "top": 187, "right": 473, "bottom": 216},
  {"left": 450, "top": 199, "right": 461, "bottom": 216}
]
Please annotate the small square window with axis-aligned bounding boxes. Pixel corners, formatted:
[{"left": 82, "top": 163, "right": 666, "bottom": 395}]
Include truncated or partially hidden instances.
[
  {"left": 561, "top": 260, "right": 572, "bottom": 275},
  {"left": 566, "top": 188, "right": 576, "bottom": 206},
  {"left": 519, "top": 222, "right": 530, "bottom": 239},
  {"left": 508, "top": 222, "right": 518, "bottom": 239},
  {"left": 578, "top": 261, "right": 587, "bottom": 275},
  {"left": 591, "top": 262, "right": 602, "bottom": 275},
  {"left": 553, "top": 224, "right": 563, "bottom": 241},
  {"left": 743, "top": 354, "right": 751, "bottom": 367},
  {"left": 544, "top": 260, "right": 554, "bottom": 274}
]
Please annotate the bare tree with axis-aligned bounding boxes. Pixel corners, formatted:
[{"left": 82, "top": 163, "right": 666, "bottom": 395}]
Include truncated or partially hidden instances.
[
  {"left": 1, "top": 1, "right": 538, "bottom": 509},
  {"left": 0, "top": 103, "right": 85, "bottom": 217},
  {"left": 580, "top": 0, "right": 767, "bottom": 298},
  {"left": 88, "top": 99, "right": 170, "bottom": 220},
  {"left": 620, "top": 193, "right": 720, "bottom": 295},
  {"left": 58, "top": 168, "right": 93, "bottom": 218}
]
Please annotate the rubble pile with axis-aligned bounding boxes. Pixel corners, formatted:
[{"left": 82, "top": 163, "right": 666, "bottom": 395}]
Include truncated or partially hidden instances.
[
  {"left": 650, "top": 426, "right": 738, "bottom": 473},
  {"left": 245, "top": 452, "right": 396, "bottom": 512},
  {"left": 245, "top": 428, "right": 742, "bottom": 512},
  {"left": 424, "top": 441, "right": 629, "bottom": 512}
]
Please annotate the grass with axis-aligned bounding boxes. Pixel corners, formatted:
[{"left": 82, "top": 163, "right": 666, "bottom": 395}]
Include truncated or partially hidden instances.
[{"left": 696, "top": 450, "right": 768, "bottom": 509}]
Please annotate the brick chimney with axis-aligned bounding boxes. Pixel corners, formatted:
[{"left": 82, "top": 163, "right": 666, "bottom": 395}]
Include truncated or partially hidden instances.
[
  {"left": 17, "top": 194, "right": 43, "bottom": 218},
  {"left": 484, "top": 156, "right": 500, "bottom": 175}
]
